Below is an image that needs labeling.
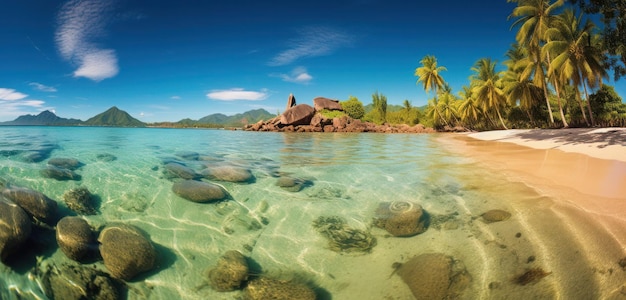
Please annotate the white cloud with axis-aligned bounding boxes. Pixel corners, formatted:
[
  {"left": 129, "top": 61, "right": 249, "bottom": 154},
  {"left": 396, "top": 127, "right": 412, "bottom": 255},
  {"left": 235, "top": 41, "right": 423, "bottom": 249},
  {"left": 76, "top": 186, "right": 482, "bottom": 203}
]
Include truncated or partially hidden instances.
[
  {"left": 274, "top": 67, "right": 313, "bottom": 84},
  {"left": 269, "top": 26, "right": 353, "bottom": 66},
  {"left": 55, "top": 0, "right": 119, "bottom": 81},
  {"left": 0, "top": 88, "right": 28, "bottom": 101},
  {"left": 29, "top": 82, "right": 58, "bottom": 92},
  {"left": 206, "top": 88, "right": 269, "bottom": 101}
]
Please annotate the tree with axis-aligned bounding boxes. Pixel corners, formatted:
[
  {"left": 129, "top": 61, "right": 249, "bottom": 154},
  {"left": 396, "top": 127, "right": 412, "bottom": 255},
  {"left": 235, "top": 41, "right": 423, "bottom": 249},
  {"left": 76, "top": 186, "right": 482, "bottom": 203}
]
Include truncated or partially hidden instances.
[
  {"left": 415, "top": 55, "right": 449, "bottom": 126},
  {"left": 368, "top": 91, "right": 388, "bottom": 124},
  {"left": 502, "top": 43, "right": 545, "bottom": 123},
  {"left": 509, "top": 0, "right": 565, "bottom": 125},
  {"left": 341, "top": 96, "right": 365, "bottom": 119},
  {"left": 458, "top": 85, "right": 484, "bottom": 128},
  {"left": 471, "top": 58, "right": 509, "bottom": 129}
]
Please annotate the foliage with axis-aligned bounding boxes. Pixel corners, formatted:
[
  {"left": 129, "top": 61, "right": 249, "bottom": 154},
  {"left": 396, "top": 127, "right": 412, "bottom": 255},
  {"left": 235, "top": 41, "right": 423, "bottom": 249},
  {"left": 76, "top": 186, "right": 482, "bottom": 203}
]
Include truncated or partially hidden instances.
[
  {"left": 589, "top": 85, "right": 626, "bottom": 125},
  {"left": 319, "top": 109, "right": 347, "bottom": 119},
  {"left": 386, "top": 101, "right": 421, "bottom": 126},
  {"left": 340, "top": 96, "right": 365, "bottom": 119},
  {"left": 369, "top": 91, "right": 388, "bottom": 124}
]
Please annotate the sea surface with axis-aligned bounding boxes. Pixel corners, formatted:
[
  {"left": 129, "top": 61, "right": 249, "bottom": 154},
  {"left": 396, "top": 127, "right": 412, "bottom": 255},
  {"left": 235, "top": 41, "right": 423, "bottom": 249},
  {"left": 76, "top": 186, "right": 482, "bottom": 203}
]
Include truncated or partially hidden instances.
[{"left": 0, "top": 126, "right": 624, "bottom": 299}]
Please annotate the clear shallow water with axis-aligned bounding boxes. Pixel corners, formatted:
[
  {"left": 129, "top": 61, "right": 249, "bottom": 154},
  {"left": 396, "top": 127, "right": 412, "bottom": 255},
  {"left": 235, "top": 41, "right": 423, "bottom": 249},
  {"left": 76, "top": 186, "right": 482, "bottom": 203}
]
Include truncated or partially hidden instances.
[{"left": 0, "top": 127, "right": 624, "bottom": 299}]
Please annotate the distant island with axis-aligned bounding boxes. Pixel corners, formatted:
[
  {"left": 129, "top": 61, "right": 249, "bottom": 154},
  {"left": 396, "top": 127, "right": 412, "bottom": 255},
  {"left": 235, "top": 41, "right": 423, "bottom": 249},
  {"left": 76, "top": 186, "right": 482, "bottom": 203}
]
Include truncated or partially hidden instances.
[{"left": 0, "top": 106, "right": 276, "bottom": 128}]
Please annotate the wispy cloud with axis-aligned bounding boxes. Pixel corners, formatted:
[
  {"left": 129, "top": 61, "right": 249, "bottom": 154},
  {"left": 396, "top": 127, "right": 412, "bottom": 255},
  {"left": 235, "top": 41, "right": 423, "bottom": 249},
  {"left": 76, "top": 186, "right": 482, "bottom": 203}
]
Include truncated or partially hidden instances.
[
  {"left": 0, "top": 88, "right": 28, "bottom": 101},
  {"left": 0, "top": 87, "right": 48, "bottom": 120},
  {"left": 55, "top": 0, "right": 118, "bottom": 81},
  {"left": 269, "top": 26, "right": 353, "bottom": 66},
  {"left": 272, "top": 67, "right": 314, "bottom": 84},
  {"left": 29, "top": 82, "right": 57, "bottom": 92},
  {"left": 206, "top": 88, "right": 269, "bottom": 101},
  {"left": 170, "top": 96, "right": 181, "bottom": 100}
]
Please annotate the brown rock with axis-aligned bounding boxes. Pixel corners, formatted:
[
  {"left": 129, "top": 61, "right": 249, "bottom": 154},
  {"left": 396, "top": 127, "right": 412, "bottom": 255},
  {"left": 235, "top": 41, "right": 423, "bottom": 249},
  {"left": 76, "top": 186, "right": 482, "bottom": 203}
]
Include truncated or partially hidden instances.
[
  {"left": 205, "top": 250, "right": 249, "bottom": 292},
  {"left": 56, "top": 216, "right": 95, "bottom": 261},
  {"left": 285, "top": 93, "right": 296, "bottom": 111},
  {"left": 2, "top": 186, "right": 57, "bottom": 224},
  {"left": 98, "top": 224, "right": 157, "bottom": 280},
  {"left": 481, "top": 209, "right": 512, "bottom": 223},
  {"left": 0, "top": 198, "right": 32, "bottom": 262},
  {"left": 244, "top": 277, "right": 316, "bottom": 300},
  {"left": 313, "top": 97, "right": 342, "bottom": 111},
  {"left": 280, "top": 104, "right": 315, "bottom": 126},
  {"left": 323, "top": 125, "right": 335, "bottom": 132},
  {"left": 332, "top": 116, "right": 348, "bottom": 130},
  {"left": 396, "top": 253, "right": 470, "bottom": 300},
  {"left": 373, "top": 201, "right": 428, "bottom": 237},
  {"left": 172, "top": 180, "right": 228, "bottom": 203}
]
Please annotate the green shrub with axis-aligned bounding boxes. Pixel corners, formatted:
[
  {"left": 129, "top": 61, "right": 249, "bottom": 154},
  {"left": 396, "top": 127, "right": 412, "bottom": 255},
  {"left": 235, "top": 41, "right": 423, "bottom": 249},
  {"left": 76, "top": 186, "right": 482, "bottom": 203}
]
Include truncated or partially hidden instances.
[
  {"left": 340, "top": 96, "right": 365, "bottom": 119},
  {"left": 320, "top": 109, "right": 347, "bottom": 119}
]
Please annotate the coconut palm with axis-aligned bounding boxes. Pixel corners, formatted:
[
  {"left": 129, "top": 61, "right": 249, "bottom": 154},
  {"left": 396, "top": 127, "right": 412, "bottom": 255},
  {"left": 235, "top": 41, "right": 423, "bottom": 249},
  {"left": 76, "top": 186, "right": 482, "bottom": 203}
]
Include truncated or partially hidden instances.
[
  {"left": 471, "top": 58, "right": 509, "bottom": 130},
  {"left": 502, "top": 43, "right": 546, "bottom": 123},
  {"left": 458, "top": 85, "right": 484, "bottom": 128},
  {"left": 415, "top": 55, "right": 449, "bottom": 126},
  {"left": 509, "top": 0, "right": 565, "bottom": 125},
  {"left": 545, "top": 9, "right": 608, "bottom": 126}
]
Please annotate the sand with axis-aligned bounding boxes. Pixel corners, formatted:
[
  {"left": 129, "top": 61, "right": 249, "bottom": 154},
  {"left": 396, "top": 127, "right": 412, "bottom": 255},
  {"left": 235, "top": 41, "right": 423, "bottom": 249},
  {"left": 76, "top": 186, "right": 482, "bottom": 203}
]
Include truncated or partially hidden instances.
[{"left": 437, "top": 128, "right": 626, "bottom": 299}]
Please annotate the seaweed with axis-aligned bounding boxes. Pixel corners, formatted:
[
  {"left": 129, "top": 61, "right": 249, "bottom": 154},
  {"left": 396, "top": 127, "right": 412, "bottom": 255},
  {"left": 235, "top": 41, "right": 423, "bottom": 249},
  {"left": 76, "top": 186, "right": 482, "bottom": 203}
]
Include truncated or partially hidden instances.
[
  {"left": 312, "top": 216, "right": 376, "bottom": 254},
  {"left": 513, "top": 268, "right": 551, "bottom": 285}
]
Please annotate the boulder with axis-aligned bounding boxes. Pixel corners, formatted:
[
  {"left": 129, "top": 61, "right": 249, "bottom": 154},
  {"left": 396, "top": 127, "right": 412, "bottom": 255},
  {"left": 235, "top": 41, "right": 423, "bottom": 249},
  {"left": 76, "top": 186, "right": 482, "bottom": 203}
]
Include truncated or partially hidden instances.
[
  {"left": 205, "top": 250, "right": 249, "bottom": 292},
  {"left": 243, "top": 277, "right": 316, "bottom": 300},
  {"left": 172, "top": 180, "right": 228, "bottom": 203},
  {"left": 56, "top": 217, "right": 95, "bottom": 261},
  {"left": 98, "top": 224, "right": 157, "bottom": 280},
  {"left": 200, "top": 165, "right": 254, "bottom": 183},
  {"left": 313, "top": 97, "right": 343, "bottom": 111},
  {"left": 373, "top": 201, "right": 428, "bottom": 237},
  {"left": 0, "top": 198, "right": 32, "bottom": 262},
  {"left": 41, "top": 166, "right": 81, "bottom": 181},
  {"left": 481, "top": 209, "right": 511, "bottom": 223},
  {"left": 163, "top": 163, "right": 197, "bottom": 180},
  {"left": 285, "top": 93, "right": 297, "bottom": 111},
  {"left": 276, "top": 176, "right": 306, "bottom": 192},
  {"left": 48, "top": 158, "right": 82, "bottom": 170},
  {"left": 280, "top": 104, "right": 315, "bottom": 126},
  {"left": 41, "top": 262, "right": 122, "bottom": 300},
  {"left": 2, "top": 186, "right": 57, "bottom": 224},
  {"left": 96, "top": 153, "right": 117, "bottom": 162},
  {"left": 396, "top": 253, "right": 470, "bottom": 300},
  {"left": 63, "top": 187, "right": 98, "bottom": 215},
  {"left": 175, "top": 151, "right": 200, "bottom": 161}
]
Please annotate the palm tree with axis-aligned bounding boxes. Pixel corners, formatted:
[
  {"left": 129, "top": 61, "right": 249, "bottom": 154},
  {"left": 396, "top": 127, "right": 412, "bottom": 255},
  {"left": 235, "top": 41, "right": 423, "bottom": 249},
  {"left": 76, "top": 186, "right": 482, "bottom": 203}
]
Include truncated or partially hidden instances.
[
  {"left": 545, "top": 9, "right": 608, "bottom": 126},
  {"left": 509, "top": 0, "right": 565, "bottom": 125},
  {"left": 438, "top": 91, "right": 459, "bottom": 125},
  {"left": 471, "top": 58, "right": 509, "bottom": 129},
  {"left": 458, "top": 85, "right": 484, "bottom": 128},
  {"left": 502, "top": 43, "right": 546, "bottom": 123},
  {"left": 403, "top": 99, "right": 412, "bottom": 111},
  {"left": 415, "top": 55, "right": 449, "bottom": 126}
]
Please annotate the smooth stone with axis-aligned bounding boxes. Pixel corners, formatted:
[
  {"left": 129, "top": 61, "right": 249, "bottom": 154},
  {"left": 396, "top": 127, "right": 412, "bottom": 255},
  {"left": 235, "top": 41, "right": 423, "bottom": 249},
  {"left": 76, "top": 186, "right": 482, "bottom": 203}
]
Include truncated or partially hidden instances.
[
  {"left": 0, "top": 198, "right": 32, "bottom": 262},
  {"left": 22, "top": 150, "right": 49, "bottom": 163},
  {"left": 396, "top": 253, "right": 470, "bottom": 300},
  {"left": 175, "top": 151, "right": 200, "bottom": 161},
  {"left": 98, "top": 224, "right": 157, "bottom": 280},
  {"left": 200, "top": 165, "right": 254, "bottom": 183},
  {"left": 481, "top": 209, "right": 512, "bottom": 223},
  {"left": 243, "top": 277, "right": 316, "bottom": 300},
  {"left": 276, "top": 176, "right": 305, "bottom": 192},
  {"left": 172, "top": 180, "right": 228, "bottom": 203},
  {"left": 163, "top": 163, "right": 197, "bottom": 180},
  {"left": 373, "top": 201, "right": 427, "bottom": 237},
  {"left": 48, "top": 157, "right": 82, "bottom": 170},
  {"left": 56, "top": 217, "right": 95, "bottom": 261},
  {"left": 2, "top": 186, "right": 58, "bottom": 224},
  {"left": 205, "top": 250, "right": 249, "bottom": 292},
  {"left": 41, "top": 262, "right": 122, "bottom": 300},
  {"left": 96, "top": 153, "right": 117, "bottom": 162},
  {"left": 41, "top": 166, "right": 81, "bottom": 181},
  {"left": 63, "top": 187, "right": 97, "bottom": 215}
]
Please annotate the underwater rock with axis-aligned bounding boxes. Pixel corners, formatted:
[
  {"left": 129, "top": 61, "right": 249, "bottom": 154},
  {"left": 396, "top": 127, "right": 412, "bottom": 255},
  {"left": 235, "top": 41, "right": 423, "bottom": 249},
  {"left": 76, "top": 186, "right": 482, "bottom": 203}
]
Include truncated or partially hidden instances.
[
  {"left": 63, "top": 187, "right": 98, "bottom": 215},
  {"left": 373, "top": 201, "right": 428, "bottom": 237},
  {"left": 175, "top": 151, "right": 200, "bottom": 161},
  {"left": 0, "top": 198, "right": 32, "bottom": 262},
  {"left": 205, "top": 250, "right": 249, "bottom": 292},
  {"left": 396, "top": 253, "right": 470, "bottom": 300},
  {"left": 200, "top": 165, "right": 254, "bottom": 183},
  {"left": 98, "top": 224, "right": 157, "bottom": 280},
  {"left": 276, "top": 176, "right": 306, "bottom": 192},
  {"left": 56, "top": 217, "right": 95, "bottom": 262},
  {"left": 481, "top": 209, "right": 512, "bottom": 223},
  {"left": 96, "top": 153, "right": 117, "bottom": 162},
  {"left": 48, "top": 157, "right": 82, "bottom": 170},
  {"left": 41, "top": 262, "right": 122, "bottom": 300},
  {"left": 172, "top": 180, "right": 228, "bottom": 203},
  {"left": 312, "top": 216, "right": 376, "bottom": 254},
  {"left": 2, "top": 186, "right": 58, "bottom": 224},
  {"left": 163, "top": 162, "right": 198, "bottom": 180},
  {"left": 243, "top": 277, "right": 316, "bottom": 300},
  {"left": 513, "top": 268, "right": 551, "bottom": 285},
  {"left": 22, "top": 149, "right": 52, "bottom": 163},
  {"left": 41, "top": 165, "right": 82, "bottom": 181}
]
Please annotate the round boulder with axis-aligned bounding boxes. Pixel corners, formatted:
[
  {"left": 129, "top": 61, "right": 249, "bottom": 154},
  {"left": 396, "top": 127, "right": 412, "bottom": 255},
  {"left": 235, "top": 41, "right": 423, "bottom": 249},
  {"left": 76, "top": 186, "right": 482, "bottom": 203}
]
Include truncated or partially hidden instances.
[
  {"left": 205, "top": 250, "right": 249, "bottom": 292},
  {"left": 41, "top": 166, "right": 81, "bottom": 181},
  {"left": 63, "top": 187, "right": 97, "bottom": 215},
  {"left": 276, "top": 176, "right": 305, "bottom": 192},
  {"left": 481, "top": 209, "right": 512, "bottom": 223},
  {"left": 2, "top": 186, "right": 57, "bottom": 224},
  {"left": 163, "top": 163, "right": 197, "bottom": 180},
  {"left": 41, "top": 262, "right": 122, "bottom": 300},
  {"left": 98, "top": 224, "right": 157, "bottom": 280},
  {"left": 243, "top": 277, "right": 316, "bottom": 300},
  {"left": 56, "top": 217, "right": 95, "bottom": 262},
  {"left": 200, "top": 165, "right": 254, "bottom": 183},
  {"left": 0, "top": 198, "right": 32, "bottom": 262},
  {"left": 172, "top": 180, "right": 228, "bottom": 203},
  {"left": 373, "top": 201, "right": 428, "bottom": 237},
  {"left": 396, "top": 253, "right": 470, "bottom": 300},
  {"left": 48, "top": 157, "right": 82, "bottom": 170}
]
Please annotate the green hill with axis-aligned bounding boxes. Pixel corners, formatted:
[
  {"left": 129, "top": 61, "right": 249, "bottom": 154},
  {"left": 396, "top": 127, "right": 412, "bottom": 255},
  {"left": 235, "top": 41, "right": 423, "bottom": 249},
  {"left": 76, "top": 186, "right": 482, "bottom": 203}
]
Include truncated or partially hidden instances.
[
  {"left": 194, "top": 109, "right": 275, "bottom": 127},
  {"left": 0, "top": 110, "right": 82, "bottom": 126},
  {"left": 83, "top": 106, "right": 145, "bottom": 127}
]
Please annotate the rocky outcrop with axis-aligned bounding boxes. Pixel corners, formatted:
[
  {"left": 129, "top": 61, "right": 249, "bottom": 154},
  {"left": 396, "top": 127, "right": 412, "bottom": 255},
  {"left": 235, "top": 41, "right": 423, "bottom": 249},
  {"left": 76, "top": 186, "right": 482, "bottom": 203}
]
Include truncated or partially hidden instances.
[
  {"left": 63, "top": 187, "right": 98, "bottom": 215},
  {"left": 205, "top": 250, "right": 249, "bottom": 292},
  {"left": 286, "top": 93, "right": 296, "bottom": 111},
  {"left": 0, "top": 198, "right": 32, "bottom": 262},
  {"left": 313, "top": 97, "right": 342, "bottom": 111},
  {"left": 2, "top": 186, "right": 58, "bottom": 224},
  {"left": 41, "top": 262, "right": 122, "bottom": 300},
  {"left": 56, "top": 216, "right": 95, "bottom": 261},
  {"left": 98, "top": 224, "right": 157, "bottom": 280},
  {"left": 280, "top": 104, "right": 316, "bottom": 126}
]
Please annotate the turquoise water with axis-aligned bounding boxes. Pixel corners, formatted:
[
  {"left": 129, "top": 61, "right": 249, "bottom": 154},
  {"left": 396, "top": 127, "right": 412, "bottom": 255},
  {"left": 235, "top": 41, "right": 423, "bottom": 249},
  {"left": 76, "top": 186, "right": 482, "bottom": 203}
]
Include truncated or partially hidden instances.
[{"left": 1, "top": 126, "right": 625, "bottom": 299}]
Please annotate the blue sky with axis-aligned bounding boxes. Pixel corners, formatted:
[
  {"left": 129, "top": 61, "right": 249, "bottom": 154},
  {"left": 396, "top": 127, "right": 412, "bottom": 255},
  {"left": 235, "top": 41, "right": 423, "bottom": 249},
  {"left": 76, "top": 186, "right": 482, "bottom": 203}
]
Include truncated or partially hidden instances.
[{"left": 1, "top": 0, "right": 624, "bottom": 122}]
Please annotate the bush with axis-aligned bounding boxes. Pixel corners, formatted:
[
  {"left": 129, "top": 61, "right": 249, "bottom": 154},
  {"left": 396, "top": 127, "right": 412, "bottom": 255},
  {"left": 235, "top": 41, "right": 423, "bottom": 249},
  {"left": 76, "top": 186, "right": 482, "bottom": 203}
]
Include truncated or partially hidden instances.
[
  {"left": 319, "top": 109, "right": 347, "bottom": 119},
  {"left": 340, "top": 96, "right": 365, "bottom": 119}
]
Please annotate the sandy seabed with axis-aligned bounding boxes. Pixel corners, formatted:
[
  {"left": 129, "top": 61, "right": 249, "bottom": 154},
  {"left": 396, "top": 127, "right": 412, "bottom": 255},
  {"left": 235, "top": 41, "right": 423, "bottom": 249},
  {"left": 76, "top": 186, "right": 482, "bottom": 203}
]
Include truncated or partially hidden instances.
[{"left": 439, "top": 128, "right": 626, "bottom": 299}]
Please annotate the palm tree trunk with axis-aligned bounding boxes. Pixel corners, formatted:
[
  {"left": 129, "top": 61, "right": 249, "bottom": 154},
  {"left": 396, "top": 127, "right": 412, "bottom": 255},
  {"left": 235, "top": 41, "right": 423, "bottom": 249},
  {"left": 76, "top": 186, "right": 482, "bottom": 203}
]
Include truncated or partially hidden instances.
[
  {"left": 536, "top": 50, "right": 554, "bottom": 124},
  {"left": 575, "top": 89, "right": 589, "bottom": 126},
  {"left": 433, "top": 95, "right": 450, "bottom": 127},
  {"left": 552, "top": 78, "right": 568, "bottom": 128},
  {"left": 583, "top": 82, "right": 595, "bottom": 126},
  {"left": 495, "top": 106, "right": 509, "bottom": 130}
]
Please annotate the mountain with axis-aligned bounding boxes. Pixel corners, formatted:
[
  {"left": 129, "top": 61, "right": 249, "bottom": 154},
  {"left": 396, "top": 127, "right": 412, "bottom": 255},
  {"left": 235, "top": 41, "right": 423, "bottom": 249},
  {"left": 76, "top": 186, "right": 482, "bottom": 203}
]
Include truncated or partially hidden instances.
[
  {"left": 83, "top": 106, "right": 145, "bottom": 127},
  {"left": 0, "top": 110, "right": 82, "bottom": 126},
  {"left": 194, "top": 109, "right": 275, "bottom": 127}
]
